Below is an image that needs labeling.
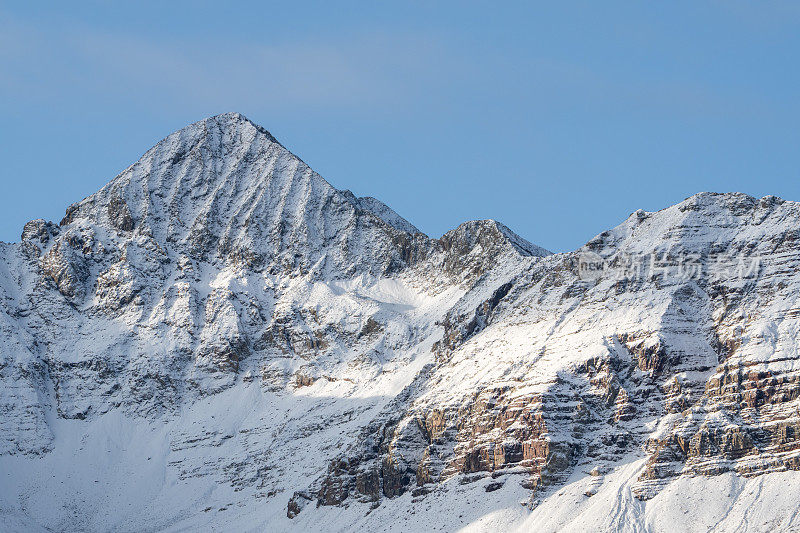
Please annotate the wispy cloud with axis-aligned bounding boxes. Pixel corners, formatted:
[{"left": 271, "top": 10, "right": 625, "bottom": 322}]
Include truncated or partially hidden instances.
[
  {"left": 0, "top": 12, "right": 447, "bottom": 115},
  {"left": 1, "top": 6, "right": 792, "bottom": 126}
]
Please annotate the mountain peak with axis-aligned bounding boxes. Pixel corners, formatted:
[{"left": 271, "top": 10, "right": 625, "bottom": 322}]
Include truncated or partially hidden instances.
[
  {"left": 43, "top": 113, "right": 557, "bottom": 291},
  {"left": 584, "top": 190, "right": 799, "bottom": 257},
  {"left": 195, "top": 112, "right": 280, "bottom": 145},
  {"left": 209, "top": 111, "right": 249, "bottom": 121},
  {"left": 52, "top": 114, "right": 427, "bottom": 280},
  {"left": 441, "top": 219, "right": 550, "bottom": 258}
]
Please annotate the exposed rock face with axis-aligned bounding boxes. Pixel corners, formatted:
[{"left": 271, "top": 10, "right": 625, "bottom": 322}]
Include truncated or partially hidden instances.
[
  {"left": 295, "top": 192, "right": 800, "bottom": 519},
  {"left": 1, "top": 114, "right": 799, "bottom": 531}
]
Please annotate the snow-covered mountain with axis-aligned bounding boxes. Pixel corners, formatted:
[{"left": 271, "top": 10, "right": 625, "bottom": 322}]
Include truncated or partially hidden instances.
[{"left": 1, "top": 113, "right": 798, "bottom": 532}]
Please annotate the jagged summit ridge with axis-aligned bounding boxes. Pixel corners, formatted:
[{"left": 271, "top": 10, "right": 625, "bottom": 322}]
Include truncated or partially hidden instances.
[
  {"left": 583, "top": 190, "right": 799, "bottom": 256},
  {"left": 44, "top": 113, "right": 547, "bottom": 287}
]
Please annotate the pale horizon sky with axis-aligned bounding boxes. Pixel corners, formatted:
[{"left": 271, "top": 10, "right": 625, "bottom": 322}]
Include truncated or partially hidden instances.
[{"left": 1, "top": 1, "right": 799, "bottom": 251}]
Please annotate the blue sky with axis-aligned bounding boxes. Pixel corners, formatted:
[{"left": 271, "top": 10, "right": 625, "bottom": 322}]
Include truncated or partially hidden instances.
[{"left": 1, "top": 1, "right": 798, "bottom": 251}]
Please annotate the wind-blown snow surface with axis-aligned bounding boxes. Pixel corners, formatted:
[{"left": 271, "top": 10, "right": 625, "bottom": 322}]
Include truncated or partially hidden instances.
[{"left": 1, "top": 113, "right": 799, "bottom": 532}]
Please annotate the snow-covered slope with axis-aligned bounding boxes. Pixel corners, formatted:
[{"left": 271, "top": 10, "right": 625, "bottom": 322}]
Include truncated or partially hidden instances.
[{"left": 1, "top": 114, "right": 798, "bottom": 532}]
